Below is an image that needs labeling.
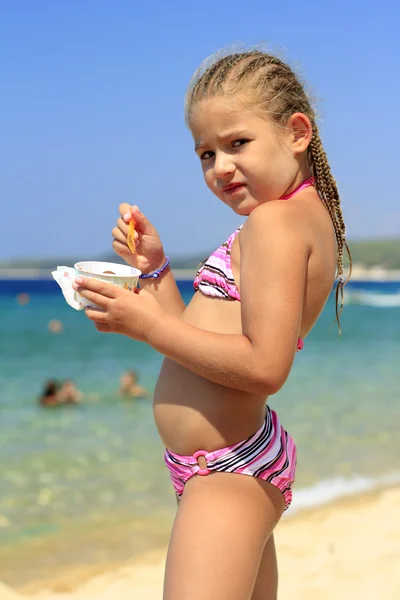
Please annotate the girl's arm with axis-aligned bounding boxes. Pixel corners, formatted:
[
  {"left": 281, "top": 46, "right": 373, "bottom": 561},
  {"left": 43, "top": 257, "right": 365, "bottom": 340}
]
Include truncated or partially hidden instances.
[
  {"left": 139, "top": 266, "right": 187, "bottom": 317},
  {"left": 112, "top": 204, "right": 186, "bottom": 317},
  {"left": 147, "top": 202, "right": 310, "bottom": 395},
  {"left": 79, "top": 202, "right": 310, "bottom": 395}
]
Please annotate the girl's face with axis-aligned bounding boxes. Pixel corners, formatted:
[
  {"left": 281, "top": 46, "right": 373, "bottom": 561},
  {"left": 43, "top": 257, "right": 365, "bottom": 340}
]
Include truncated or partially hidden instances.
[{"left": 190, "top": 97, "right": 308, "bottom": 215}]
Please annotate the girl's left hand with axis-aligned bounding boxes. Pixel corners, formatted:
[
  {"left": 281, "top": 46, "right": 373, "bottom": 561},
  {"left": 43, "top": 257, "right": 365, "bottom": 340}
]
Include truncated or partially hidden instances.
[{"left": 72, "top": 277, "right": 164, "bottom": 341}]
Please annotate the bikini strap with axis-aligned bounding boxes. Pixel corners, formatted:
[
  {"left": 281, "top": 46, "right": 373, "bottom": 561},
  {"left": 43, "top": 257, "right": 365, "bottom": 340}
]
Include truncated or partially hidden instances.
[
  {"left": 280, "top": 176, "right": 316, "bottom": 200},
  {"left": 226, "top": 225, "right": 242, "bottom": 250}
]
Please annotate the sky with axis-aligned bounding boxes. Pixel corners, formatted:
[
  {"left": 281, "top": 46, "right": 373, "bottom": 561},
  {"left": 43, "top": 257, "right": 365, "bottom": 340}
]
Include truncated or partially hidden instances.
[{"left": 1, "top": 0, "right": 399, "bottom": 261}]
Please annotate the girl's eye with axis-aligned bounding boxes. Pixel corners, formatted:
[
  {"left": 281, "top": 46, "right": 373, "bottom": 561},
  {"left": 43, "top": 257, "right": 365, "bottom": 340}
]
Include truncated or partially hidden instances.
[
  {"left": 232, "top": 138, "right": 249, "bottom": 148},
  {"left": 200, "top": 150, "right": 215, "bottom": 161}
]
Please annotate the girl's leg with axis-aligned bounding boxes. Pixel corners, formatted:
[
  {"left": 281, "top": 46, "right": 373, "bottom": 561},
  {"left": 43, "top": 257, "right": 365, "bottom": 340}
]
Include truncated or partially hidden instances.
[
  {"left": 250, "top": 534, "right": 279, "bottom": 600},
  {"left": 163, "top": 472, "right": 285, "bottom": 600}
]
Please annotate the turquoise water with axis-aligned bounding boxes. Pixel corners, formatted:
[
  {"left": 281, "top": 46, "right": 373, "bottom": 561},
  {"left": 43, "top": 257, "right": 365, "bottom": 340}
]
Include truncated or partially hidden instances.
[{"left": 1, "top": 280, "right": 399, "bottom": 585}]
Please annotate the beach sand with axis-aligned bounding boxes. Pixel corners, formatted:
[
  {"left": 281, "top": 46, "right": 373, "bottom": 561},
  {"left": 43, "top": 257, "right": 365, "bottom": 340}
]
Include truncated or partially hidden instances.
[{"left": 2, "top": 485, "right": 399, "bottom": 600}]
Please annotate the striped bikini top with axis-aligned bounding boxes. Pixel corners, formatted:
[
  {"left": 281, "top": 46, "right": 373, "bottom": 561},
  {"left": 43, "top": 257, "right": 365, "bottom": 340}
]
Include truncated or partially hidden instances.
[
  {"left": 193, "top": 176, "right": 316, "bottom": 351},
  {"left": 194, "top": 227, "right": 242, "bottom": 301}
]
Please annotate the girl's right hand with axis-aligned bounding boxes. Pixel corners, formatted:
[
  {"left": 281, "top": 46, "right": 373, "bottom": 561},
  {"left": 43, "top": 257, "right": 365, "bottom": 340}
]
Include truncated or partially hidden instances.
[{"left": 112, "top": 204, "right": 166, "bottom": 275}]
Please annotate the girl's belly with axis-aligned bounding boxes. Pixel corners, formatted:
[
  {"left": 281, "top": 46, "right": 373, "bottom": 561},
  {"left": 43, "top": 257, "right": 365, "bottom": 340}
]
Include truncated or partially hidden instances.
[{"left": 153, "top": 292, "right": 268, "bottom": 454}]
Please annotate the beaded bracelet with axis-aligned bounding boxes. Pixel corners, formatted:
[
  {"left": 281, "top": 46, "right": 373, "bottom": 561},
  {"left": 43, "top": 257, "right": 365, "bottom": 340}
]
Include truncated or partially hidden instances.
[{"left": 139, "top": 256, "right": 171, "bottom": 279}]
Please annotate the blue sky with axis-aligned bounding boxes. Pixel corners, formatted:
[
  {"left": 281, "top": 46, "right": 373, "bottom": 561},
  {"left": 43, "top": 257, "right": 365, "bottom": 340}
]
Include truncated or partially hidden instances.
[{"left": 1, "top": 0, "right": 399, "bottom": 261}]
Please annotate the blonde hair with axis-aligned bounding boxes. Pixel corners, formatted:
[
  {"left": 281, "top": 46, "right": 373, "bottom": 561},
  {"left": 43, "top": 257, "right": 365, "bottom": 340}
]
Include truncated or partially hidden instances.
[{"left": 185, "top": 49, "right": 352, "bottom": 331}]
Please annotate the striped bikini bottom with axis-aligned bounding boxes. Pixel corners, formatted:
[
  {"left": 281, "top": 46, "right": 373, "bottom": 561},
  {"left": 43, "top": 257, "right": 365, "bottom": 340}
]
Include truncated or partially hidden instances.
[{"left": 164, "top": 407, "right": 297, "bottom": 510}]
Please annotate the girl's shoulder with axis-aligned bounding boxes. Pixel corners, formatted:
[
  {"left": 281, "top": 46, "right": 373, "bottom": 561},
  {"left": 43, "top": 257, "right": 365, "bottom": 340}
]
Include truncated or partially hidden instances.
[{"left": 240, "top": 200, "right": 311, "bottom": 248}]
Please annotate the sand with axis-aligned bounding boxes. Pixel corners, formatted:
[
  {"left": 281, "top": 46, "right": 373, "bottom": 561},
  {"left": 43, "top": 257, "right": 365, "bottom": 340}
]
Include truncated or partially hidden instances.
[{"left": 2, "top": 486, "right": 399, "bottom": 600}]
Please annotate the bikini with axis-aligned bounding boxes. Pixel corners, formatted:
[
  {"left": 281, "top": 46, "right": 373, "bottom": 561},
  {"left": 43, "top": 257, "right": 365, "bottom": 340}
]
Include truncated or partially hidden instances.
[
  {"left": 193, "top": 176, "right": 315, "bottom": 351},
  {"left": 164, "top": 177, "right": 315, "bottom": 510}
]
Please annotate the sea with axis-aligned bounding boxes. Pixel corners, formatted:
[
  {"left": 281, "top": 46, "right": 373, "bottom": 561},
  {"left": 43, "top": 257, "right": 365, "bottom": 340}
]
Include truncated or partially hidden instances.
[{"left": 0, "top": 276, "right": 399, "bottom": 587}]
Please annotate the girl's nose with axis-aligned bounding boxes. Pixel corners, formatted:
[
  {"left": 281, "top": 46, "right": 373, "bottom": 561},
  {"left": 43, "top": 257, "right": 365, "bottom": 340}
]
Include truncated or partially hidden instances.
[{"left": 214, "top": 154, "right": 235, "bottom": 179}]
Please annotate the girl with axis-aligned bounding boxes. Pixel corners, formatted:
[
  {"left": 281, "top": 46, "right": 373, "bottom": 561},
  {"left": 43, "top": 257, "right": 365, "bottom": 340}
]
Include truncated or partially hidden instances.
[{"left": 73, "top": 49, "right": 351, "bottom": 599}]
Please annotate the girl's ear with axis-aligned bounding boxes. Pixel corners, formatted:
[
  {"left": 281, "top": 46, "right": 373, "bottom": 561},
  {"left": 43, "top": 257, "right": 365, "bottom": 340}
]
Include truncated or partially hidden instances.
[{"left": 288, "top": 113, "right": 312, "bottom": 153}]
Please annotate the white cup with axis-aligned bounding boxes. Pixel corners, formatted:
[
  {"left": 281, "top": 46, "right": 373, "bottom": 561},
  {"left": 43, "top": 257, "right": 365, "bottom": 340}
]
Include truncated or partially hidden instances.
[{"left": 74, "top": 261, "right": 141, "bottom": 291}]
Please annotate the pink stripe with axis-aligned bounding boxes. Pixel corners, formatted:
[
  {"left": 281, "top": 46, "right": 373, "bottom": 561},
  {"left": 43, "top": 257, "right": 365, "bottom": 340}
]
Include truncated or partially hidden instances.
[
  {"left": 164, "top": 408, "right": 296, "bottom": 509},
  {"left": 280, "top": 176, "right": 316, "bottom": 199}
]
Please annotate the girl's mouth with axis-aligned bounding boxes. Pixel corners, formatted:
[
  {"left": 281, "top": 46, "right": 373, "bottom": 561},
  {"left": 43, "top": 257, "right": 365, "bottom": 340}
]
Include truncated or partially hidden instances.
[{"left": 222, "top": 183, "right": 246, "bottom": 194}]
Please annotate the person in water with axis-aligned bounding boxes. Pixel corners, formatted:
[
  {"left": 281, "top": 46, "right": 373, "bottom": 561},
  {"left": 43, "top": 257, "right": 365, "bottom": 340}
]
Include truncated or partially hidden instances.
[
  {"left": 73, "top": 47, "right": 351, "bottom": 600},
  {"left": 119, "top": 369, "right": 150, "bottom": 398},
  {"left": 38, "top": 380, "right": 60, "bottom": 407},
  {"left": 58, "top": 379, "right": 83, "bottom": 404},
  {"left": 38, "top": 379, "right": 83, "bottom": 407}
]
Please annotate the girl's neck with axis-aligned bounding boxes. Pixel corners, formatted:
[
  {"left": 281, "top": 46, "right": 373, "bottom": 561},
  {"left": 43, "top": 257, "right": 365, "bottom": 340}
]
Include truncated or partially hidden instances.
[
  {"left": 280, "top": 175, "right": 315, "bottom": 200},
  {"left": 282, "top": 167, "right": 313, "bottom": 198}
]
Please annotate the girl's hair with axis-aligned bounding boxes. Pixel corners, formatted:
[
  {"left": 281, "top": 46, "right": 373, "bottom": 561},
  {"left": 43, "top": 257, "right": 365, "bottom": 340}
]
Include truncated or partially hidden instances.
[{"left": 185, "top": 49, "right": 352, "bottom": 331}]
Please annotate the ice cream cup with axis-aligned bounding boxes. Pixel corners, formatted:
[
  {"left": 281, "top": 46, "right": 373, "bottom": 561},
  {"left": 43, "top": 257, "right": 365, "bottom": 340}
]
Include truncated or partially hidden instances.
[
  {"left": 74, "top": 261, "right": 141, "bottom": 291},
  {"left": 52, "top": 262, "right": 141, "bottom": 311}
]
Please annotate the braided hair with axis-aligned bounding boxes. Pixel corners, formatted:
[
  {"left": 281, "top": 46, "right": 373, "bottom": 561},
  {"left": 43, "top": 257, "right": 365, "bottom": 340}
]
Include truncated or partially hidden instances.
[{"left": 185, "top": 49, "right": 352, "bottom": 331}]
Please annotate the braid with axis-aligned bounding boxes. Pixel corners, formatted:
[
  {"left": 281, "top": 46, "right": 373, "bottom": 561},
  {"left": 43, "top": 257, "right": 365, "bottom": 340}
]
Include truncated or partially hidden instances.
[
  {"left": 185, "top": 48, "right": 352, "bottom": 331},
  {"left": 308, "top": 128, "right": 352, "bottom": 331},
  {"left": 211, "top": 54, "right": 245, "bottom": 91},
  {"left": 186, "top": 53, "right": 252, "bottom": 111}
]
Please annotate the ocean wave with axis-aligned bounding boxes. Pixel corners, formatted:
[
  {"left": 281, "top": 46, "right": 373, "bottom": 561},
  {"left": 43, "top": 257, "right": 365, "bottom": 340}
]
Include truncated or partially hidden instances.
[
  {"left": 346, "top": 290, "right": 400, "bottom": 307},
  {"left": 287, "top": 471, "right": 400, "bottom": 516}
]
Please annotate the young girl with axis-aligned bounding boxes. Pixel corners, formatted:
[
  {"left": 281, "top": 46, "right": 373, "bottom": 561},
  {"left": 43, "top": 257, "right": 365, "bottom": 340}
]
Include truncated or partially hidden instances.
[{"left": 73, "top": 49, "right": 351, "bottom": 599}]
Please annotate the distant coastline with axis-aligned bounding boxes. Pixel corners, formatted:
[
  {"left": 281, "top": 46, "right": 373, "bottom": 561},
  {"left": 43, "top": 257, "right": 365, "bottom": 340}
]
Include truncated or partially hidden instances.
[
  {"left": 0, "top": 267, "right": 196, "bottom": 282},
  {"left": 1, "top": 238, "right": 400, "bottom": 280},
  {"left": 1, "top": 265, "right": 400, "bottom": 282}
]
